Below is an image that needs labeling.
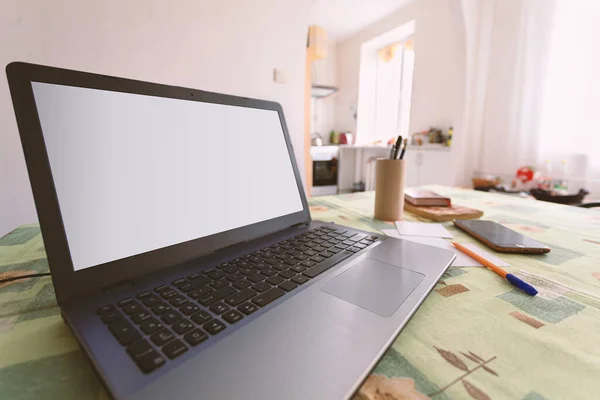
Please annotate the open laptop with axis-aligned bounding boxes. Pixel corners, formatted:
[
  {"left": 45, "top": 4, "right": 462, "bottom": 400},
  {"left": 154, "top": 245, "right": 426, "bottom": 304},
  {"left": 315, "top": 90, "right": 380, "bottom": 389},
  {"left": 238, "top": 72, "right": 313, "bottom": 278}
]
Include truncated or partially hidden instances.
[{"left": 6, "top": 62, "right": 455, "bottom": 400}]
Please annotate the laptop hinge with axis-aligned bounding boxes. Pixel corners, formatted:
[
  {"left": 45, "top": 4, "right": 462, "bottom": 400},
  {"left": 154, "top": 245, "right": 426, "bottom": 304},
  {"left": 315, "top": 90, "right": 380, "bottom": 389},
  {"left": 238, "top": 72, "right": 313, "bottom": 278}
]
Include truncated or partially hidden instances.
[
  {"left": 101, "top": 279, "right": 135, "bottom": 294},
  {"left": 292, "top": 222, "right": 309, "bottom": 229}
]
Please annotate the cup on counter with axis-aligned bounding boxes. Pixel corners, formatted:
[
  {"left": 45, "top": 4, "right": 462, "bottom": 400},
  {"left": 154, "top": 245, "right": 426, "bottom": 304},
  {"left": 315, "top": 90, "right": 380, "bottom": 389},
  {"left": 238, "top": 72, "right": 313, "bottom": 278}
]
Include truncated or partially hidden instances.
[{"left": 374, "top": 159, "right": 406, "bottom": 221}]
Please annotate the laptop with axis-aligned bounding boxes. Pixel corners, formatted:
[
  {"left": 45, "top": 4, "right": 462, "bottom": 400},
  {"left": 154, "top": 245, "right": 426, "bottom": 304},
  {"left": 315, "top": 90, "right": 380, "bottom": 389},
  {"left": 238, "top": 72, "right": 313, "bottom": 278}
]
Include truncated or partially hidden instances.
[{"left": 6, "top": 62, "right": 455, "bottom": 400}]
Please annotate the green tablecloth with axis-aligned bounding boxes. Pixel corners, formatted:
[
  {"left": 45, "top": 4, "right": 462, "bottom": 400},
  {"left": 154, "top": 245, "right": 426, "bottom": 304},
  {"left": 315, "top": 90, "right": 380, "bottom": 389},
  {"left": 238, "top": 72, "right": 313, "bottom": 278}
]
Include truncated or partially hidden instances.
[{"left": 1, "top": 186, "right": 600, "bottom": 399}]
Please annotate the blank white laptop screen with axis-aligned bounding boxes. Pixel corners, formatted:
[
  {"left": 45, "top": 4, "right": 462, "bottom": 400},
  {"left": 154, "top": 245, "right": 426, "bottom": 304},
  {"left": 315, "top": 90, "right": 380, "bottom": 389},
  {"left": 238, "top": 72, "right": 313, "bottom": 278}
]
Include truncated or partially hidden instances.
[{"left": 31, "top": 82, "right": 304, "bottom": 271}]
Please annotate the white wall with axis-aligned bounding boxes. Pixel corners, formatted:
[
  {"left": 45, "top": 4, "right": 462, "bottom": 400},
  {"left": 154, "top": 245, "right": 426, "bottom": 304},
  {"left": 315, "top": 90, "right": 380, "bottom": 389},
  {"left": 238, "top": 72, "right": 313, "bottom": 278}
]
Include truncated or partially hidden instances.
[
  {"left": 310, "top": 41, "right": 337, "bottom": 142},
  {"left": 334, "top": 0, "right": 464, "bottom": 139},
  {"left": 0, "top": 0, "right": 310, "bottom": 236}
]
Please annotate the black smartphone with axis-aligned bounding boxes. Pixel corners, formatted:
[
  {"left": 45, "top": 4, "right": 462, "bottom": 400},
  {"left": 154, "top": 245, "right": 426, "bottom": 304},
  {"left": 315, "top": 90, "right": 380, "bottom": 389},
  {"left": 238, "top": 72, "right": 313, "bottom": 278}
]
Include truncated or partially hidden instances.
[{"left": 454, "top": 220, "right": 551, "bottom": 254}]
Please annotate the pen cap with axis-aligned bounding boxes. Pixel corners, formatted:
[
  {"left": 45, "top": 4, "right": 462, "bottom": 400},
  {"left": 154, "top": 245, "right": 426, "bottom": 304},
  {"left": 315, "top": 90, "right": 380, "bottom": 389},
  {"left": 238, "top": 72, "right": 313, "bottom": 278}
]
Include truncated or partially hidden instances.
[
  {"left": 374, "top": 159, "right": 406, "bottom": 221},
  {"left": 506, "top": 274, "right": 538, "bottom": 296}
]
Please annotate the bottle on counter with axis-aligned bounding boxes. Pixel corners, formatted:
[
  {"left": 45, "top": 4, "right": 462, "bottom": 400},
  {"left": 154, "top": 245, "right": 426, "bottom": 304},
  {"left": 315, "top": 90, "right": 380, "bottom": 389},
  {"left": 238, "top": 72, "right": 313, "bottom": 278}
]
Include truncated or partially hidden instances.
[{"left": 446, "top": 126, "right": 453, "bottom": 147}]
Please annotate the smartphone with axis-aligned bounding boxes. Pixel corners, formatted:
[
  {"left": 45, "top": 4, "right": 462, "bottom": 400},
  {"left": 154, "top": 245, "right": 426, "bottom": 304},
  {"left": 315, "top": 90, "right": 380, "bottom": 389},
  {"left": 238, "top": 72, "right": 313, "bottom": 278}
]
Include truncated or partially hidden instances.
[{"left": 454, "top": 220, "right": 551, "bottom": 254}]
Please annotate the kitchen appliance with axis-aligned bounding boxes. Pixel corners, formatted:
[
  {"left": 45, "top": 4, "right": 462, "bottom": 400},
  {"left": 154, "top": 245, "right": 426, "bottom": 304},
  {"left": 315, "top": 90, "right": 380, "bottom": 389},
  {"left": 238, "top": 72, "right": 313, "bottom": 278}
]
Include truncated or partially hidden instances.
[{"left": 310, "top": 145, "right": 339, "bottom": 196}]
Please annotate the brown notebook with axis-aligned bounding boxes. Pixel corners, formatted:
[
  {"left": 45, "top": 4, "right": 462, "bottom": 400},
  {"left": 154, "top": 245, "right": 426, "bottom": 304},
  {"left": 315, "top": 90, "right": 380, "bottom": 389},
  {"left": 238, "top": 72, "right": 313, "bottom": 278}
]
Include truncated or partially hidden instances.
[
  {"left": 404, "top": 189, "right": 451, "bottom": 207},
  {"left": 404, "top": 202, "right": 483, "bottom": 222}
]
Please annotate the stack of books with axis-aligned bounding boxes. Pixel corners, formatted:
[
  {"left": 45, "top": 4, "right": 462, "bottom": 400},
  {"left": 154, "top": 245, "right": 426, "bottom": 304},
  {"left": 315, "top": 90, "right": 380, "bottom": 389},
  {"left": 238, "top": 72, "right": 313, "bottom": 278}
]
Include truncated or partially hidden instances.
[{"left": 404, "top": 189, "right": 483, "bottom": 222}]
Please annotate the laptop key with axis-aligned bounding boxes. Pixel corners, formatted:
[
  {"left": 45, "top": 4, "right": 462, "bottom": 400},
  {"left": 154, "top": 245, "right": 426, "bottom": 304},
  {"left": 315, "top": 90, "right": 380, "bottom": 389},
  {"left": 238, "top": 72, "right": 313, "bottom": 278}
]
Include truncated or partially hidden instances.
[
  {"left": 328, "top": 247, "right": 341, "bottom": 254},
  {"left": 150, "top": 328, "right": 175, "bottom": 346},
  {"left": 190, "top": 310, "right": 212, "bottom": 325},
  {"left": 232, "top": 280, "right": 252, "bottom": 290},
  {"left": 289, "top": 265, "right": 306, "bottom": 273},
  {"left": 311, "top": 256, "right": 326, "bottom": 263},
  {"left": 348, "top": 247, "right": 361, "bottom": 253},
  {"left": 163, "top": 339, "right": 188, "bottom": 360},
  {"left": 252, "top": 288, "right": 286, "bottom": 307},
  {"left": 127, "top": 339, "right": 153, "bottom": 358},
  {"left": 203, "top": 319, "right": 227, "bottom": 335},
  {"left": 272, "top": 263, "right": 288, "bottom": 271},
  {"left": 154, "top": 285, "right": 169, "bottom": 293},
  {"left": 101, "top": 311, "right": 122, "bottom": 324},
  {"left": 136, "top": 291, "right": 152, "bottom": 300},
  {"left": 210, "top": 280, "right": 229, "bottom": 289},
  {"left": 151, "top": 303, "right": 172, "bottom": 315},
  {"left": 223, "top": 266, "right": 239, "bottom": 274},
  {"left": 320, "top": 251, "right": 335, "bottom": 258},
  {"left": 172, "top": 278, "right": 188, "bottom": 287},
  {"left": 169, "top": 295, "right": 189, "bottom": 307},
  {"left": 239, "top": 268, "right": 255, "bottom": 276},
  {"left": 190, "top": 276, "right": 211, "bottom": 288},
  {"left": 140, "top": 319, "right": 164, "bottom": 334},
  {"left": 265, "top": 275, "right": 285, "bottom": 286},
  {"left": 187, "top": 286, "right": 214, "bottom": 299},
  {"left": 161, "top": 310, "right": 183, "bottom": 325},
  {"left": 178, "top": 283, "right": 193, "bottom": 292},
  {"left": 180, "top": 303, "right": 200, "bottom": 316},
  {"left": 172, "top": 319, "right": 195, "bottom": 335},
  {"left": 187, "top": 272, "right": 201, "bottom": 280},
  {"left": 247, "top": 273, "right": 265, "bottom": 283},
  {"left": 279, "top": 281, "right": 298, "bottom": 292},
  {"left": 142, "top": 295, "right": 161, "bottom": 307},
  {"left": 251, "top": 282, "right": 272, "bottom": 293},
  {"left": 303, "top": 251, "right": 352, "bottom": 278},
  {"left": 184, "top": 329, "right": 208, "bottom": 347},
  {"left": 238, "top": 302, "right": 259, "bottom": 315},
  {"left": 135, "top": 349, "right": 166, "bottom": 373},
  {"left": 109, "top": 319, "right": 141, "bottom": 346},
  {"left": 198, "top": 286, "right": 237, "bottom": 306},
  {"left": 222, "top": 309, "right": 244, "bottom": 324},
  {"left": 207, "top": 271, "right": 226, "bottom": 280},
  {"left": 117, "top": 298, "right": 134, "bottom": 307},
  {"left": 226, "top": 274, "right": 243, "bottom": 282},
  {"left": 160, "top": 290, "right": 178, "bottom": 300},
  {"left": 301, "top": 260, "right": 317, "bottom": 267},
  {"left": 97, "top": 304, "right": 117, "bottom": 315},
  {"left": 131, "top": 311, "right": 153, "bottom": 324},
  {"left": 291, "top": 275, "right": 310, "bottom": 285},
  {"left": 224, "top": 288, "right": 258, "bottom": 307},
  {"left": 123, "top": 302, "right": 143, "bottom": 315},
  {"left": 209, "top": 302, "right": 230, "bottom": 314},
  {"left": 278, "top": 270, "right": 296, "bottom": 279}
]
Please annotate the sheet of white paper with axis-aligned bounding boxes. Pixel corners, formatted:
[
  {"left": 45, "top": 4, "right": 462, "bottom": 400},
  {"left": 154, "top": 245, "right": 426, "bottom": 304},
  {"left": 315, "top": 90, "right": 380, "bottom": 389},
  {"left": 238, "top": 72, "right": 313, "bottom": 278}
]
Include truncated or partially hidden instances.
[
  {"left": 395, "top": 221, "right": 453, "bottom": 238},
  {"left": 381, "top": 230, "right": 509, "bottom": 267}
]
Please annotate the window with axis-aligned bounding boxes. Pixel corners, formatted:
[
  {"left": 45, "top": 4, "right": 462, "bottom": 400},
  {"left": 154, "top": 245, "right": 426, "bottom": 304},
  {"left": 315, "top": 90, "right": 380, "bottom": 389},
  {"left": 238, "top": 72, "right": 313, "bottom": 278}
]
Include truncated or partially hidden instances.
[
  {"left": 373, "top": 40, "right": 414, "bottom": 143},
  {"left": 356, "top": 21, "right": 416, "bottom": 144}
]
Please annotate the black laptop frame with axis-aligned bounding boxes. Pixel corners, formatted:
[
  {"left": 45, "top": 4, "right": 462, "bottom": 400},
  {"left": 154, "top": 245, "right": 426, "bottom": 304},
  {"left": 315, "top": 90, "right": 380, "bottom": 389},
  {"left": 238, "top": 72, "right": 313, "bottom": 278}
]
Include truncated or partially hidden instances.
[{"left": 6, "top": 62, "right": 311, "bottom": 305}]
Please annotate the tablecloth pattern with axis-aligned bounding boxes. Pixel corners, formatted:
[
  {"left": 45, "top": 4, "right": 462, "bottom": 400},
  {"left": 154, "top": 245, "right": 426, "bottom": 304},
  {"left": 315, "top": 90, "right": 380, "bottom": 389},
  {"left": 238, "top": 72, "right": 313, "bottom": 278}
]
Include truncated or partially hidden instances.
[{"left": 1, "top": 186, "right": 600, "bottom": 399}]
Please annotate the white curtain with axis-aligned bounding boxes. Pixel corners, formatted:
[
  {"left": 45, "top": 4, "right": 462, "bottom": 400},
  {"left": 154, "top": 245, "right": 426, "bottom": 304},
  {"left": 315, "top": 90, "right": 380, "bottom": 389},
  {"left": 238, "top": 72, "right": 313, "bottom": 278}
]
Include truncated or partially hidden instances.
[
  {"left": 455, "top": 0, "right": 556, "bottom": 183},
  {"left": 538, "top": 1, "right": 600, "bottom": 189}
]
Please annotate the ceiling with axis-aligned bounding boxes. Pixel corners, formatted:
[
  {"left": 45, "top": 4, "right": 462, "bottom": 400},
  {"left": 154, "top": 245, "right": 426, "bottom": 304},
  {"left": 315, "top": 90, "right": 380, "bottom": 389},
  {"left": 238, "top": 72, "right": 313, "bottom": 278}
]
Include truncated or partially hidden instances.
[{"left": 308, "top": 0, "right": 415, "bottom": 42}]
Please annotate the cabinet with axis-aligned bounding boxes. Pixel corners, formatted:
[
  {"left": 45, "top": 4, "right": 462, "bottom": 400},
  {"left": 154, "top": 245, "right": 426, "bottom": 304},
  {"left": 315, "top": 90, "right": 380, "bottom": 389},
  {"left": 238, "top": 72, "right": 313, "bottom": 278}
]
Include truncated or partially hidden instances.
[{"left": 337, "top": 145, "right": 453, "bottom": 193}]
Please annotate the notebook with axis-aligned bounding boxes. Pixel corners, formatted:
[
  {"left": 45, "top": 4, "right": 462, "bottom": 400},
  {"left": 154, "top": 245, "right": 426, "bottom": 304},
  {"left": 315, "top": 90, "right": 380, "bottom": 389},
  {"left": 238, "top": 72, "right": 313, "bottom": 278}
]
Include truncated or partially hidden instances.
[{"left": 404, "top": 189, "right": 451, "bottom": 207}]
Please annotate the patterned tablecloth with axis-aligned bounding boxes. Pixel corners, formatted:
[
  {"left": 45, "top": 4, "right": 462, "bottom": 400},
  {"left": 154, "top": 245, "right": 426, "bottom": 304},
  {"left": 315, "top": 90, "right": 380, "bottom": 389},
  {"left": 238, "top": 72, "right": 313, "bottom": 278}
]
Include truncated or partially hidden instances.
[{"left": 1, "top": 186, "right": 600, "bottom": 399}]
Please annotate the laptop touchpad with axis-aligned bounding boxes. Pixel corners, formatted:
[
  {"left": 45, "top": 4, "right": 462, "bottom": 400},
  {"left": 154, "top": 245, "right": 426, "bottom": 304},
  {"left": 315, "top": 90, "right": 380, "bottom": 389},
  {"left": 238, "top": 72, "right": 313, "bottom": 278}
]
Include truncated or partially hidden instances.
[{"left": 321, "top": 258, "right": 424, "bottom": 317}]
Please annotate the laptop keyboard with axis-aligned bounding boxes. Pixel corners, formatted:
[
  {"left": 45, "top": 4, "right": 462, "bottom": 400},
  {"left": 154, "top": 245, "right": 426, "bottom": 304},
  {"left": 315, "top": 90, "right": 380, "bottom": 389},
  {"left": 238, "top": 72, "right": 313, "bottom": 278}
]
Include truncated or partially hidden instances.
[{"left": 95, "top": 226, "right": 379, "bottom": 374}]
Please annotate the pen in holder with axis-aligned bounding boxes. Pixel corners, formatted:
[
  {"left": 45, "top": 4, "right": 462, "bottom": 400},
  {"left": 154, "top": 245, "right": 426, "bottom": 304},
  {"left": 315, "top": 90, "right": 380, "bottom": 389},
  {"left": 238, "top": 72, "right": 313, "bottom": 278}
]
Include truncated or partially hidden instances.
[{"left": 374, "top": 159, "right": 406, "bottom": 221}]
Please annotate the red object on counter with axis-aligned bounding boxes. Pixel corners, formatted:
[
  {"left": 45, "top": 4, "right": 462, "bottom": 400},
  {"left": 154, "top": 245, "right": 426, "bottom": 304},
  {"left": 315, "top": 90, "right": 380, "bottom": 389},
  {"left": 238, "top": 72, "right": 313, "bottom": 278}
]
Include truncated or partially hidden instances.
[{"left": 339, "top": 133, "right": 354, "bottom": 144}]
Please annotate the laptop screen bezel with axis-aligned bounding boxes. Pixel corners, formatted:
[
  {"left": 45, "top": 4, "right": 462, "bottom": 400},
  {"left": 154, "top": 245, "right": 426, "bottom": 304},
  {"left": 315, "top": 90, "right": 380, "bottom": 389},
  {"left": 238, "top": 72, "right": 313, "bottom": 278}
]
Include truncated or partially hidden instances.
[{"left": 6, "top": 62, "right": 311, "bottom": 304}]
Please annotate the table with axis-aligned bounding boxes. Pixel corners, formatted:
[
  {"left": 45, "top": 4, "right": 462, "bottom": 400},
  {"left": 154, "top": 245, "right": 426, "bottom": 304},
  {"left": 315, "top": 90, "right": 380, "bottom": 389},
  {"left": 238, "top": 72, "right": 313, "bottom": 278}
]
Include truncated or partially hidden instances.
[{"left": 1, "top": 186, "right": 600, "bottom": 399}]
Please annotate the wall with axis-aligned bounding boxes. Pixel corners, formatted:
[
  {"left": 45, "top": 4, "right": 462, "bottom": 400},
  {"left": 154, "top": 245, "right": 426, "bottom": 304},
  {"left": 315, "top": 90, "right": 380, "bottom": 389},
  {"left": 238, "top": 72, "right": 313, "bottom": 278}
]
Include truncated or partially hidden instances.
[
  {"left": 0, "top": 0, "right": 310, "bottom": 235},
  {"left": 310, "top": 41, "right": 337, "bottom": 143},
  {"left": 334, "top": 0, "right": 464, "bottom": 141}
]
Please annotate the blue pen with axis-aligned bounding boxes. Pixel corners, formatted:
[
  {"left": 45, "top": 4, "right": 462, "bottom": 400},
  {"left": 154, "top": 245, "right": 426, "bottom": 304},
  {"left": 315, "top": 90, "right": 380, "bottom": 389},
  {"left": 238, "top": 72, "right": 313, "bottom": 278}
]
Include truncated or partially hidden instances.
[{"left": 451, "top": 241, "right": 538, "bottom": 296}]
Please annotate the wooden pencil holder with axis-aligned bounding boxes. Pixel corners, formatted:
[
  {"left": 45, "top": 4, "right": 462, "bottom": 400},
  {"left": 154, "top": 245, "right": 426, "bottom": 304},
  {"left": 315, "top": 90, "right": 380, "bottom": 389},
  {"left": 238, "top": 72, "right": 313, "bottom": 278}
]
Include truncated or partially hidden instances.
[{"left": 374, "top": 159, "right": 406, "bottom": 221}]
